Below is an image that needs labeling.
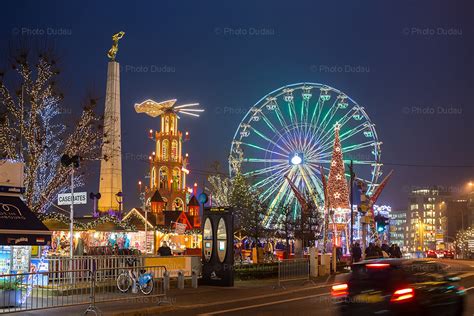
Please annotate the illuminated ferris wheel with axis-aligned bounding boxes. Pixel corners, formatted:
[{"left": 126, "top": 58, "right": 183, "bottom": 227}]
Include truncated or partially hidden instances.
[{"left": 229, "top": 83, "right": 383, "bottom": 226}]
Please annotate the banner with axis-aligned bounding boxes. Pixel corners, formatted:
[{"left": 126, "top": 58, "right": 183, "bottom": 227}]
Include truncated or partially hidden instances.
[{"left": 175, "top": 222, "right": 187, "bottom": 235}]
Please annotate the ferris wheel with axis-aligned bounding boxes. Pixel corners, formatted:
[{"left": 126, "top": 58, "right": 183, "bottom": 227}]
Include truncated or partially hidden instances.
[{"left": 229, "top": 83, "right": 383, "bottom": 226}]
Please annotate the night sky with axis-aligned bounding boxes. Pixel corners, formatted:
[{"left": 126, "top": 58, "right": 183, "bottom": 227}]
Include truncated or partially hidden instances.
[{"left": 1, "top": 1, "right": 473, "bottom": 214}]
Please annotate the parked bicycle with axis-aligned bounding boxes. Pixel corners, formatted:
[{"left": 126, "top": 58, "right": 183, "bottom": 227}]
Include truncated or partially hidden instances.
[{"left": 116, "top": 258, "right": 154, "bottom": 295}]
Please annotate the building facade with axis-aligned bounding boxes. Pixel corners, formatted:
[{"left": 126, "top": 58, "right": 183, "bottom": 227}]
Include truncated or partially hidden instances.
[
  {"left": 406, "top": 187, "right": 449, "bottom": 251},
  {"left": 389, "top": 209, "right": 408, "bottom": 251}
]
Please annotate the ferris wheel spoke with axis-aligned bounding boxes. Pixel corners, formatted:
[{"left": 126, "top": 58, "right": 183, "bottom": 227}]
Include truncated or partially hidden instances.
[
  {"left": 279, "top": 124, "right": 302, "bottom": 151},
  {"left": 300, "top": 100, "right": 311, "bottom": 149},
  {"left": 259, "top": 168, "right": 292, "bottom": 203},
  {"left": 317, "top": 122, "right": 367, "bottom": 154},
  {"left": 245, "top": 162, "right": 288, "bottom": 180},
  {"left": 305, "top": 157, "right": 332, "bottom": 165},
  {"left": 297, "top": 165, "right": 321, "bottom": 206},
  {"left": 240, "top": 142, "right": 288, "bottom": 158},
  {"left": 249, "top": 126, "right": 290, "bottom": 155},
  {"left": 274, "top": 103, "right": 288, "bottom": 129},
  {"left": 315, "top": 141, "right": 372, "bottom": 160},
  {"left": 308, "top": 97, "right": 337, "bottom": 143},
  {"left": 302, "top": 164, "right": 325, "bottom": 204},
  {"left": 301, "top": 98, "right": 309, "bottom": 124},
  {"left": 252, "top": 164, "right": 290, "bottom": 188},
  {"left": 342, "top": 141, "right": 378, "bottom": 154},
  {"left": 264, "top": 167, "right": 296, "bottom": 225},
  {"left": 310, "top": 100, "right": 324, "bottom": 134},
  {"left": 260, "top": 113, "right": 294, "bottom": 150},
  {"left": 312, "top": 107, "right": 355, "bottom": 148},
  {"left": 245, "top": 158, "right": 288, "bottom": 163},
  {"left": 312, "top": 98, "right": 340, "bottom": 143},
  {"left": 287, "top": 99, "right": 298, "bottom": 127}
]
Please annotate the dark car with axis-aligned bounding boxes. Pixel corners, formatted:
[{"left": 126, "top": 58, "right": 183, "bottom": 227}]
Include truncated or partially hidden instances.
[{"left": 332, "top": 259, "right": 465, "bottom": 316}]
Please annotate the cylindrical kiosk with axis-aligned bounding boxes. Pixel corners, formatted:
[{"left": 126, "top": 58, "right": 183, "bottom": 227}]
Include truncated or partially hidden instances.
[{"left": 200, "top": 207, "right": 234, "bottom": 286}]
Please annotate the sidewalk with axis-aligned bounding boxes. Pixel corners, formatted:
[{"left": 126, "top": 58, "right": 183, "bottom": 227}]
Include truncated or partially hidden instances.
[{"left": 18, "top": 275, "right": 339, "bottom": 316}]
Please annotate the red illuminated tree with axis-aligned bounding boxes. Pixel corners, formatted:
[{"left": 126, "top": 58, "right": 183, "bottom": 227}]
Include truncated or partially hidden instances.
[{"left": 327, "top": 123, "right": 350, "bottom": 210}]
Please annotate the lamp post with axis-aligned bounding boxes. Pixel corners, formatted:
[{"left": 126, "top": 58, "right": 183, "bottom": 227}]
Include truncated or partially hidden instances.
[
  {"left": 349, "top": 160, "right": 355, "bottom": 247},
  {"left": 138, "top": 181, "right": 149, "bottom": 254},
  {"left": 60, "top": 154, "right": 80, "bottom": 258}
]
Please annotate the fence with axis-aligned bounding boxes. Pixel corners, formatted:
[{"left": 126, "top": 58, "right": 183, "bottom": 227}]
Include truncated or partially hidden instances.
[
  {"left": 0, "top": 264, "right": 167, "bottom": 314},
  {"left": 47, "top": 255, "right": 144, "bottom": 286},
  {"left": 275, "top": 258, "right": 311, "bottom": 289}
]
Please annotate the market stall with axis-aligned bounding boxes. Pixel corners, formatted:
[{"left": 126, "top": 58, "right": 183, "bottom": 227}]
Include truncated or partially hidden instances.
[{"left": 0, "top": 195, "right": 52, "bottom": 275}]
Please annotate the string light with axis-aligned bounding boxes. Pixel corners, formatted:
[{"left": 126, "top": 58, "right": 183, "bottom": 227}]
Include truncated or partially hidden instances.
[{"left": 0, "top": 54, "right": 102, "bottom": 213}]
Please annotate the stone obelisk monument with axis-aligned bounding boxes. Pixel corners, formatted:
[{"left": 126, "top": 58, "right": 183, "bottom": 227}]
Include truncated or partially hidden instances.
[{"left": 98, "top": 32, "right": 125, "bottom": 213}]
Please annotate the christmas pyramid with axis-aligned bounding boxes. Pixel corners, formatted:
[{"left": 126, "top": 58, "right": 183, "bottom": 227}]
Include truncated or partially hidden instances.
[{"left": 327, "top": 123, "right": 350, "bottom": 210}]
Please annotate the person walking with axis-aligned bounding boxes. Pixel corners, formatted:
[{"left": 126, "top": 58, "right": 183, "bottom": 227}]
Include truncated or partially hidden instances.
[
  {"left": 394, "top": 244, "right": 402, "bottom": 258},
  {"left": 352, "top": 243, "right": 362, "bottom": 262}
]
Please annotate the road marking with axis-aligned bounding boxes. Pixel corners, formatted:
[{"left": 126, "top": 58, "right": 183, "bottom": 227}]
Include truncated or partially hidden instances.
[
  {"left": 465, "top": 286, "right": 474, "bottom": 291},
  {"left": 179, "top": 283, "right": 331, "bottom": 309},
  {"left": 197, "top": 293, "right": 329, "bottom": 315}
]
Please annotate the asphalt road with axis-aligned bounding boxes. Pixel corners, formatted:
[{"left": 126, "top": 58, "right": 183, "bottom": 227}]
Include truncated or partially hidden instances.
[{"left": 161, "top": 259, "right": 474, "bottom": 316}]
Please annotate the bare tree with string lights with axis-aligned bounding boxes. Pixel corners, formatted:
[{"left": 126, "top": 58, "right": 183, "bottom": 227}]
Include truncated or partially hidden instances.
[{"left": 0, "top": 47, "right": 103, "bottom": 213}]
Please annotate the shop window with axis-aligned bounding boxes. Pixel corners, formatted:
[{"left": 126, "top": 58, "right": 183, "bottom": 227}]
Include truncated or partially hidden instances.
[
  {"left": 156, "top": 140, "right": 160, "bottom": 160},
  {"left": 159, "top": 167, "right": 168, "bottom": 189},
  {"left": 162, "top": 140, "right": 169, "bottom": 161},
  {"left": 173, "top": 168, "right": 180, "bottom": 190},
  {"left": 165, "top": 116, "right": 169, "bottom": 133},
  {"left": 171, "top": 140, "right": 178, "bottom": 162}
]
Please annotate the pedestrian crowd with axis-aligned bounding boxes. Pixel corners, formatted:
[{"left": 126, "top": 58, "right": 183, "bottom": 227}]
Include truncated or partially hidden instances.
[{"left": 351, "top": 242, "right": 402, "bottom": 262}]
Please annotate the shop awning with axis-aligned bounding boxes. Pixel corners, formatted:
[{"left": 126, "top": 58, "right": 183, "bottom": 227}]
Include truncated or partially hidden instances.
[{"left": 0, "top": 196, "right": 52, "bottom": 246}]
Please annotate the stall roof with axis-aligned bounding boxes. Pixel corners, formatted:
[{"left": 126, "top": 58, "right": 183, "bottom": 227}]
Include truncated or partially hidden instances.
[
  {"left": 0, "top": 195, "right": 52, "bottom": 246},
  {"left": 123, "top": 208, "right": 157, "bottom": 230}
]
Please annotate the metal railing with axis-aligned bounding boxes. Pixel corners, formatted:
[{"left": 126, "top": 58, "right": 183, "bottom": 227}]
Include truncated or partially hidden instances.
[
  {"left": 275, "top": 258, "right": 311, "bottom": 289},
  {"left": 47, "top": 255, "right": 144, "bottom": 286},
  {"left": 0, "top": 264, "right": 167, "bottom": 314}
]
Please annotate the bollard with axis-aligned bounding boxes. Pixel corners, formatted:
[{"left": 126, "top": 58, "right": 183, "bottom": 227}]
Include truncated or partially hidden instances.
[
  {"left": 177, "top": 270, "right": 185, "bottom": 289},
  {"left": 164, "top": 270, "right": 170, "bottom": 291},
  {"left": 191, "top": 270, "right": 198, "bottom": 289}
]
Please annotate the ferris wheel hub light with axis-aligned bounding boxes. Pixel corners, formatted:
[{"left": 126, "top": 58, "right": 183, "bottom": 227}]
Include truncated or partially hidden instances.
[{"left": 290, "top": 153, "right": 303, "bottom": 165}]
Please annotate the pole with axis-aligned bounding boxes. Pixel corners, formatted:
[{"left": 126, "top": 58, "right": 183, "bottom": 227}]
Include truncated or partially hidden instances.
[
  {"left": 69, "top": 166, "right": 74, "bottom": 258},
  {"left": 144, "top": 196, "right": 148, "bottom": 254},
  {"left": 349, "top": 161, "right": 354, "bottom": 247}
]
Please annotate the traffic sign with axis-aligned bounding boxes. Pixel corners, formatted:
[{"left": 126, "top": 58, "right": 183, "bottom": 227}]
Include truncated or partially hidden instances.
[{"left": 58, "top": 192, "right": 87, "bottom": 205}]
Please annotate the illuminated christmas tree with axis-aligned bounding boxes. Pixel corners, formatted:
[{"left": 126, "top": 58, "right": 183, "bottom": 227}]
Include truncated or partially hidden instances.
[{"left": 327, "top": 123, "right": 350, "bottom": 210}]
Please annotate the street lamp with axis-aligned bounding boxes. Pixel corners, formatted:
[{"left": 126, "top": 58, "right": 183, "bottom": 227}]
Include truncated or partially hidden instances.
[
  {"left": 115, "top": 191, "right": 123, "bottom": 215},
  {"left": 89, "top": 192, "right": 101, "bottom": 218}
]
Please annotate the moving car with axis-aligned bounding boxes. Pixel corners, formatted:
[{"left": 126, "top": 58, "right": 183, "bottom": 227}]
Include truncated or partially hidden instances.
[
  {"left": 426, "top": 250, "right": 440, "bottom": 258},
  {"left": 443, "top": 250, "right": 455, "bottom": 259},
  {"left": 332, "top": 259, "right": 465, "bottom": 315}
]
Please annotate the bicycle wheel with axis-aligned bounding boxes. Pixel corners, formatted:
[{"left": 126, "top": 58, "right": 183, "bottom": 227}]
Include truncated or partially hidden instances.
[
  {"left": 140, "top": 277, "right": 154, "bottom": 295},
  {"left": 117, "top": 273, "right": 132, "bottom": 293}
]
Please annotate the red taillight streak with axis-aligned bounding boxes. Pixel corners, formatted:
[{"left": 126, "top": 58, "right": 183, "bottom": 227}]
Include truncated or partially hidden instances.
[
  {"left": 391, "top": 288, "right": 414, "bottom": 302},
  {"left": 331, "top": 283, "right": 348, "bottom": 297},
  {"left": 366, "top": 263, "right": 390, "bottom": 269}
]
